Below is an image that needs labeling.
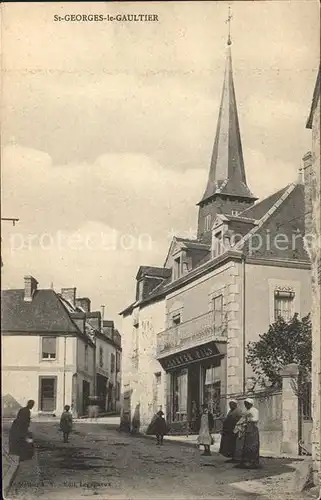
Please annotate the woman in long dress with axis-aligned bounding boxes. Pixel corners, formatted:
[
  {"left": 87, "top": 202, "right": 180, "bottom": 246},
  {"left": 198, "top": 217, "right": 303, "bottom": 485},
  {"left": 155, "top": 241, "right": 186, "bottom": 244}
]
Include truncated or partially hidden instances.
[
  {"left": 146, "top": 410, "right": 168, "bottom": 445},
  {"left": 9, "top": 400, "right": 35, "bottom": 462},
  {"left": 219, "top": 399, "right": 242, "bottom": 463},
  {"left": 234, "top": 398, "right": 261, "bottom": 469},
  {"left": 197, "top": 403, "right": 214, "bottom": 456}
]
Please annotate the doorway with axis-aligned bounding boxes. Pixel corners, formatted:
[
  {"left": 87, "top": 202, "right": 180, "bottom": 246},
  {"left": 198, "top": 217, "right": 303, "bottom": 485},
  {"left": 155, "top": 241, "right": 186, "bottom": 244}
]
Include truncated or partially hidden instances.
[{"left": 39, "top": 377, "right": 57, "bottom": 412}]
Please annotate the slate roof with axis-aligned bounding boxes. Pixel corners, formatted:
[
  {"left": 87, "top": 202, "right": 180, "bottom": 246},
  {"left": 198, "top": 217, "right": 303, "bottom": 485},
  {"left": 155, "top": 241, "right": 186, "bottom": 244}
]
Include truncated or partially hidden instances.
[
  {"left": 198, "top": 46, "right": 257, "bottom": 204},
  {"left": 120, "top": 182, "right": 309, "bottom": 316},
  {"left": 136, "top": 266, "right": 172, "bottom": 280},
  {"left": 237, "top": 185, "right": 290, "bottom": 220},
  {"left": 1, "top": 289, "right": 80, "bottom": 333}
]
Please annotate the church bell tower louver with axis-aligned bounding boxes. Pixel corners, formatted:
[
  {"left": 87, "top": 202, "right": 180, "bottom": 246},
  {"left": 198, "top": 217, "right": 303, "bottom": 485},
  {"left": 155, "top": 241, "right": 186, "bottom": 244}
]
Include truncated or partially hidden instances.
[{"left": 197, "top": 11, "right": 257, "bottom": 242}]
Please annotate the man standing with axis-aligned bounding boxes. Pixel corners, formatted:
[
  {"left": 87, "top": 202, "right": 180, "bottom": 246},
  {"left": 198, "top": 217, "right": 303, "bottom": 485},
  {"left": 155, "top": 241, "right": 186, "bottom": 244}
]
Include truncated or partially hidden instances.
[{"left": 219, "top": 400, "right": 242, "bottom": 463}]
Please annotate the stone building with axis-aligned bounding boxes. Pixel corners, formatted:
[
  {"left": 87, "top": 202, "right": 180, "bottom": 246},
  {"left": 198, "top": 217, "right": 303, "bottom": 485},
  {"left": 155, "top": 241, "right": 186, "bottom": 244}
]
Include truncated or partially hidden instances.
[
  {"left": 1, "top": 278, "right": 95, "bottom": 417},
  {"left": 1, "top": 278, "right": 122, "bottom": 417},
  {"left": 305, "top": 67, "right": 320, "bottom": 486},
  {"left": 120, "top": 37, "right": 312, "bottom": 434}
]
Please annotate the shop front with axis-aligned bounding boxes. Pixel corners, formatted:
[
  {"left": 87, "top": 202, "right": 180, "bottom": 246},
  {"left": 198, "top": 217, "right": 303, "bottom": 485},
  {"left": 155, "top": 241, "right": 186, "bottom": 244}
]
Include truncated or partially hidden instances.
[{"left": 159, "top": 341, "right": 227, "bottom": 432}]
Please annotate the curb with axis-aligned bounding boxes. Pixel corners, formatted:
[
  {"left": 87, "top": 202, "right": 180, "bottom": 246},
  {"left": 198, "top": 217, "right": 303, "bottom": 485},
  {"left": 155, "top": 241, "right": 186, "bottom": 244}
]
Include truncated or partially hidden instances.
[{"left": 3, "top": 456, "right": 20, "bottom": 498}]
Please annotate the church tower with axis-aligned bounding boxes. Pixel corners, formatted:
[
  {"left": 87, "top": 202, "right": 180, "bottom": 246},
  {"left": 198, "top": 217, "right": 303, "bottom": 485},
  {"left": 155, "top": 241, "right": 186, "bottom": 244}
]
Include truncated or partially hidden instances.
[{"left": 197, "top": 17, "right": 257, "bottom": 243}]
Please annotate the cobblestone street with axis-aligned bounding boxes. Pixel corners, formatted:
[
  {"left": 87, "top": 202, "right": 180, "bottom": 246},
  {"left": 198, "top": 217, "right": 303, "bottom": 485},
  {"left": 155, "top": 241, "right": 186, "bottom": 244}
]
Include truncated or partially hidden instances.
[{"left": 5, "top": 422, "right": 308, "bottom": 500}]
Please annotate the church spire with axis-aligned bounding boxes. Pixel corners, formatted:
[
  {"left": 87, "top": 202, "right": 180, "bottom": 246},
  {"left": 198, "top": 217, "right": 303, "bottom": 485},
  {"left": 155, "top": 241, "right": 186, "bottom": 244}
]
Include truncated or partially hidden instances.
[{"left": 198, "top": 12, "right": 256, "bottom": 206}]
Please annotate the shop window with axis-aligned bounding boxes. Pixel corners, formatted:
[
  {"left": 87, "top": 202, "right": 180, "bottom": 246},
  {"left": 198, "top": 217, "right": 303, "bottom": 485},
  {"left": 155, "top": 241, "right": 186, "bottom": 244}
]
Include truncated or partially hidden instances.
[
  {"left": 204, "top": 366, "right": 221, "bottom": 417},
  {"left": 274, "top": 289, "right": 294, "bottom": 321},
  {"left": 172, "top": 369, "right": 188, "bottom": 421}
]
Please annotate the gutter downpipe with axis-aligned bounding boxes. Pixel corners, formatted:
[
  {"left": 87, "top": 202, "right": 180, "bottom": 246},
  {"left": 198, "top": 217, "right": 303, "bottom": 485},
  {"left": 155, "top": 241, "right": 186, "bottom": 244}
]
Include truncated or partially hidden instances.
[{"left": 242, "top": 254, "right": 246, "bottom": 395}]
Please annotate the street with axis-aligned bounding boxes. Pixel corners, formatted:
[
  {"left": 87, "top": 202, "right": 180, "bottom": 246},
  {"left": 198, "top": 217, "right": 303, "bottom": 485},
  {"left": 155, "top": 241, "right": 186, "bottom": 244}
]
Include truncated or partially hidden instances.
[{"left": 6, "top": 421, "right": 307, "bottom": 500}]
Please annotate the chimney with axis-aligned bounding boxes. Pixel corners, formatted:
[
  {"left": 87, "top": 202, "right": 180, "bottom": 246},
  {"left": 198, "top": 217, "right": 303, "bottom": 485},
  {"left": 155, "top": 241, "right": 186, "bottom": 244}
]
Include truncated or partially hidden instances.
[
  {"left": 24, "top": 276, "right": 38, "bottom": 302},
  {"left": 61, "top": 287, "right": 76, "bottom": 306},
  {"left": 75, "top": 297, "right": 91, "bottom": 313},
  {"left": 302, "top": 151, "right": 313, "bottom": 237}
]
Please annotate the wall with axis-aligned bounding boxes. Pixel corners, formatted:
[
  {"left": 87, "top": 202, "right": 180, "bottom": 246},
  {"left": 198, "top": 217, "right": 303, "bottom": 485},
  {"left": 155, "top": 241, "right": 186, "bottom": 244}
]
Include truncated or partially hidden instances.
[
  {"left": 121, "top": 299, "right": 166, "bottom": 432},
  {"left": 165, "top": 259, "right": 244, "bottom": 395},
  {"left": 235, "top": 391, "right": 283, "bottom": 454},
  {"left": 2, "top": 334, "right": 76, "bottom": 415},
  {"left": 95, "top": 335, "right": 120, "bottom": 411},
  {"left": 311, "top": 87, "right": 321, "bottom": 484},
  {"left": 245, "top": 263, "right": 311, "bottom": 381}
]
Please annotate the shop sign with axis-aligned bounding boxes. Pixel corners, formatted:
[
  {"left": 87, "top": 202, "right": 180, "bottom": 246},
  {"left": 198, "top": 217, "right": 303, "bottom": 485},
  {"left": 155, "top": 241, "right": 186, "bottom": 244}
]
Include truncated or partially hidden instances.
[{"left": 162, "top": 343, "right": 219, "bottom": 370}]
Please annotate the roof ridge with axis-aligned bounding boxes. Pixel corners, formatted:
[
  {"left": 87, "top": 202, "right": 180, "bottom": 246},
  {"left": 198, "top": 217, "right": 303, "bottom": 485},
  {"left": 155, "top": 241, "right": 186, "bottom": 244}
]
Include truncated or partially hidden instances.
[{"left": 239, "top": 184, "right": 291, "bottom": 216}]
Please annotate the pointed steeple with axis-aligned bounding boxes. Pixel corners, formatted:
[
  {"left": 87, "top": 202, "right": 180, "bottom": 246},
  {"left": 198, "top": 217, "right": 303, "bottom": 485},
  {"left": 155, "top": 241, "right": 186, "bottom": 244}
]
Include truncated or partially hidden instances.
[{"left": 198, "top": 33, "right": 256, "bottom": 205}]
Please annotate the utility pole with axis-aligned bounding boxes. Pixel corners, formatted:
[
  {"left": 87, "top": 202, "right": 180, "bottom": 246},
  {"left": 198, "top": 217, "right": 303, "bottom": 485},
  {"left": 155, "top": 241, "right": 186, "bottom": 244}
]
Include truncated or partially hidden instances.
[
  {"left": 1, "top": 217, "right": 19, "bottom": 226},
  {"left": 1, "top": 217, "right": 19, "bottom": 267}
]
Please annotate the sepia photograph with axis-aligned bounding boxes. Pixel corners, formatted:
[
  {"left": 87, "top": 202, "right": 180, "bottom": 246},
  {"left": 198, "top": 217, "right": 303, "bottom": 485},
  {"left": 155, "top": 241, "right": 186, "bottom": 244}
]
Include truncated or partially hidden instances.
[{"left": 1, "top": 1, "right": 320, "bottom": 499}]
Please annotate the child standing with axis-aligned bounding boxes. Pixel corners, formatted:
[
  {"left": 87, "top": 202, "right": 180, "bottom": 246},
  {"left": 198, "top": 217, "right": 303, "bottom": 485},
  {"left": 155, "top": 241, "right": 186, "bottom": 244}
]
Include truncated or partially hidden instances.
[{"left": 60, "top": 405, "right": 73, "bottom": 443}]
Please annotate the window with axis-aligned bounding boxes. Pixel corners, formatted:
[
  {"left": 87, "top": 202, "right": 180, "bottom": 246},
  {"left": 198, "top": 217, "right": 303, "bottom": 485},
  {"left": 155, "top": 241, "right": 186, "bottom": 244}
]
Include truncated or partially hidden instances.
[
  {"left": 84, "top": 345, "right": 89, "bottom": 370},
  {"left": 99, "top": 346, "right": 104, "bottom": 368},
  {"left": 172, "top": 369, "right": 188, "bottom": 422},
  {"left": 274, "top": 290, "right": 294, "bottom": 321},
  {"left": 41, "top": 337, "right": 57, "bottom": 360},
  {"left": 174, "top": 256, "right": 181, "bottom": 280},
  {"left": 39, "top": 377, "right": 56, "bottom": 412},
  {"left": 172, "top": 313, "right": 181, "bottom": 326},
  {"left": 212, "top": 231, "right": 224, "bottom": 258},
  {"left": 213, "top": 295, "right": 223, "bottom": 330},
  {"left": 116, "top": 351, "right": 121, "bottom": 372},
  {"left": 116, "top": 382, "right": 121, "bottom": 400},
  {"left": 111, "top": 353, "right": 115, "bottom": 373},
  {"left": 231, "top": 210, "right": 239, "bottom": 216},
  {"left": 205, "top": 214, "right": 211, "bottom": 231},
  {"left": 137, "top": 280, "right": 144, "bottom": 301},
  {"left": 203, "top": 371, "right": 221, "bottom": 417}
]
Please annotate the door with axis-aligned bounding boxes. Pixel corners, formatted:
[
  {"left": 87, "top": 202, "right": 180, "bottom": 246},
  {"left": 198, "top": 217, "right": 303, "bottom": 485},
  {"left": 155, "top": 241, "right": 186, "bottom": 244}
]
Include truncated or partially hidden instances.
[{"left": 39, "top": 377, "right": 57, "bottom": 412}]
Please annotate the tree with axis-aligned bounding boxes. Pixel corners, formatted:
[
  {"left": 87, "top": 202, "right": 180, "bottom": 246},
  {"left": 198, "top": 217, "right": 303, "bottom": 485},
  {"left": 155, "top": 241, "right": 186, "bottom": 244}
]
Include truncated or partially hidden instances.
[{"left": 246, "top": 313, "right": 312, "bottom": 388}]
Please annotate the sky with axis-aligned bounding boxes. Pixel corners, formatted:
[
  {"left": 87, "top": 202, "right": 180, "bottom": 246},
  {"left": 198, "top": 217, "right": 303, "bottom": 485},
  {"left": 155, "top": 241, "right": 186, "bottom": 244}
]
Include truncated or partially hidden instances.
[{"left": 1, "top": 1, "right": 320, "bottom": 327}]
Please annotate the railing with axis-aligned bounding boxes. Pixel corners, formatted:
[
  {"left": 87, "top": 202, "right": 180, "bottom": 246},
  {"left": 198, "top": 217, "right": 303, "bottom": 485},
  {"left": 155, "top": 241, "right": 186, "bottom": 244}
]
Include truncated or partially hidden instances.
[{"left": 157, "top": 310, "right": 227, "bottom": 357}]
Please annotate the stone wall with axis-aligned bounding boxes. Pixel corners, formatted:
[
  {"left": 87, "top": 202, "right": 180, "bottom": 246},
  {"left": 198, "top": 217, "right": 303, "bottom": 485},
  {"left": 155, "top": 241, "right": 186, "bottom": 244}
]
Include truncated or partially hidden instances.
[{"left": 310, "top": 84, "right": 321, "bottom": 486}]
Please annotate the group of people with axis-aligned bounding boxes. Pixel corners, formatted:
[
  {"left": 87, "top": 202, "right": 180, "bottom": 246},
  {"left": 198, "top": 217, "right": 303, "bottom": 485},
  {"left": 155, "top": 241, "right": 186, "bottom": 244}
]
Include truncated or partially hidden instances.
[
  {"left": 9, "top": 401, "right": 74, "bottom": 461},
  {"left": 10, "top": 397, "right": 259, "bottom": 470},
  {"left": 148, "top": 398, "right": 260, "bottom": 469}
]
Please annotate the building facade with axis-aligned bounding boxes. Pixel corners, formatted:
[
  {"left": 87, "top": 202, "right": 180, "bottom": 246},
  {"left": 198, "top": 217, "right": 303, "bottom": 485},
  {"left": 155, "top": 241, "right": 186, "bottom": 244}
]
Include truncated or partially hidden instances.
[
  {"left": 120, "top": 37, "right": 312, "bottom": 434},
  {"left": 306, "top": 67, "right": 321, "bottom": 486},
  {"left": 2, "top": 277, "right": 95, "bottom": 417},
  {"left": 96, "top": 320, "right": 122, "bottom": 413},
  {"left": 2, "top": 278, "right": 122, "bottom": 418}
]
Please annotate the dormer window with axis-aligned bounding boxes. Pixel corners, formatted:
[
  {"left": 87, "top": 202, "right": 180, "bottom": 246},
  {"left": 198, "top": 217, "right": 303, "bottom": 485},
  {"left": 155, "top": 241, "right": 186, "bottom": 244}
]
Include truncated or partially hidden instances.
[
  {"left": 205, "top": 214, "right": 211, "bottom": 232},
  {"left": 174, "top": 256, "right": 181, "bottom": 280},
  {"left": 231, "top": 210, "right": 239, "bottom": 216},
  {"left": 136, "top": 280, "right": 144, "bottom": 301},
  {"left": 212, "top": 231, "right": 224, "bottom": 257}
]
